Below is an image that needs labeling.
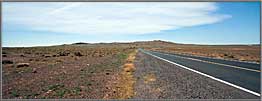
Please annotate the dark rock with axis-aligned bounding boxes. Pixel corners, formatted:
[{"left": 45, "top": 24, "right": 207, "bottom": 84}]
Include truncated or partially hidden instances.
[
  {"left": 74, "top": 52, "right": 83, "bottom": 56},
  {"left": 72, "top": 42, "right": 89, "bottom": 45},
  {"left": 58, "top": 51, "right": 70, "bottom": 56},
  {"left": 44, "top": 55, "right": 51, "bottom": 58},
  {"left": 228, "top": 55, "right": 234, "bottom": 58},
  {"left": 2, "top": 51, "right": 7, "bottom": 54},
  {"left": 32, "top": 68, "right": 37, "bottom": 73},
  {"left": 2, "top": 60, "right": 13, "bottom": 64},
  {"left": 17, "top": 63, "right": 29, "bottom": 68}
]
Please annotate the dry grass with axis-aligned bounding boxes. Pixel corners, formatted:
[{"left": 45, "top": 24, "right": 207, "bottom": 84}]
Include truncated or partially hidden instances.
[
  {"left": 109, "top": 50, "right": 138, "bottom": 99},
  {"left": 143, "top": 73, "right": 156, "bottom": 84}
]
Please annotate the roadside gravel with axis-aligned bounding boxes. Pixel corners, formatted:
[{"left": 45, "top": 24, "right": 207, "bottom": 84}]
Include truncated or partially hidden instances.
[{"left": 133, "top": 51, "right": 259, "bottom": 99}]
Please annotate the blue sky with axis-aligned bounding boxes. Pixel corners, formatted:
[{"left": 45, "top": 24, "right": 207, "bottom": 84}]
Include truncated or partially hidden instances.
[{"left": 2, "top": 2, "right": 261, "bottom": 47}]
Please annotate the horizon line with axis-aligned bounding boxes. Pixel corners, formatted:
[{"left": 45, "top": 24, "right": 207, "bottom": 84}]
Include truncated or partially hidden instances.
[{"left": 2, "top": 40, "right": 260, "bottom": 48}]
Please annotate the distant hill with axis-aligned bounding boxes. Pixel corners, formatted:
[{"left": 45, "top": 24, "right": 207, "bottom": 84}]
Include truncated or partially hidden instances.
[
  {"left": 72, "top": 42, "right": 90, "bottom": 45},
  {"left": 70, "top": 40, "right": 260, "bottom": 47}
]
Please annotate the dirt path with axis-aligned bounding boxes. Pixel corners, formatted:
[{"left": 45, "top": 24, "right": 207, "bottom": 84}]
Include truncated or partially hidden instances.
[{"left": 133, "top": 51, "right": 259, "bottom": 99}]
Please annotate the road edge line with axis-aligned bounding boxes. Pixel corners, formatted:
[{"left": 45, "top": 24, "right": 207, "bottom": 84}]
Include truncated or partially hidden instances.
[{"left": 141, "top": 50, "right": 261, "bottom": 97}]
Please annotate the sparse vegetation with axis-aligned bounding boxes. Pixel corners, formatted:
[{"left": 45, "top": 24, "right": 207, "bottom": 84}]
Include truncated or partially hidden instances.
[
  {"left": 48, "top": 84, "right": 64, "bottom": 91},
  {"left": 2, "top": 40, "right": 259, "bottom": 99},
  {"left": 2, "top": 44, "right": 136, "bottom": 99},
  {"left": 72, "top": 87, "right": 81, "bottom": 95},
  {"left": 10, "top": 90, "right": 19, "bottom": 97},
  {"left": 117, "top": 53, "right": 128, "bottom": 60},
  {"left": 55, "top": 89, "right": 67, "bottom": 98}
]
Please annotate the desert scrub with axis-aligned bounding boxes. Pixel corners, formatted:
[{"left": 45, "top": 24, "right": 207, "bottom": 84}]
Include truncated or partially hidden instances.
[
  {"left": 55, "top": 89, "right": 67, "bottom": 98},
  {"left": 2, "top": 46, "right": 138, "bottom": 99},
  {"left": 47, "top": 84, "right": 64, "bottom": 91},
  {"left": 45, "top": 84, "right": 70, "bottom": 98},
  {"left": 24, "top": 92, "right": 40, "bottom": 99},
  {"left": 86, "top": 52, "right": 130, "bottom": 74},
  {"left": 85, "top": 81, "right": 92, "bottom": 86},
  {"left": 72, "top": 87, "right": 81, "bottom": 95},
  {"left": 117, "top": 53, "right": 128, "bottom": 60},
  {"left": 108, "top": 49, "right": 138, "bottom": 99},
  {"left": 10, "top": 90, "right": 19, "bottom": 97}
]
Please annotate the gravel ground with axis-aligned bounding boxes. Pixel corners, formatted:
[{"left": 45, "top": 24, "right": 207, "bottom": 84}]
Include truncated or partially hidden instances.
[{"left": 133, "top": 51, "right": 259, "bottom": 99}]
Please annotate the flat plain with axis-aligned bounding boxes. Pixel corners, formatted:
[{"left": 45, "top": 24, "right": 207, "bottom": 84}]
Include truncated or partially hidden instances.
[{"left": 2, "top": 40, "right": 260, "bottom": 99}]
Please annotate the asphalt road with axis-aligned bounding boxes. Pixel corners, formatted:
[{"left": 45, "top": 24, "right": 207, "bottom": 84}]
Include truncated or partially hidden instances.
[{"left": 140, "top": 49, "right": 261, "bottom": 96}]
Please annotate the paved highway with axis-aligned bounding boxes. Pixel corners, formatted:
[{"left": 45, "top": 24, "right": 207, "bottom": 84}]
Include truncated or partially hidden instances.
[{"left": 140, "top": 49, "right": 261, "bottom": 97}]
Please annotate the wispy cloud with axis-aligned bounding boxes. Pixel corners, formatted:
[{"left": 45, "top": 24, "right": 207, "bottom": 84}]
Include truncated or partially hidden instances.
[
  {"left": 3, "top": 2, "right": 231, "bottom": 35},
  {"left": 49, "top": 3, "right": 83, "bottom": 15}
]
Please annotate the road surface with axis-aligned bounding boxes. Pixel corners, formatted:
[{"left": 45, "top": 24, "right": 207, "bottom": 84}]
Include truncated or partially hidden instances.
[{"left": 139, "top": 49, "right": 261, "bottom": 97}]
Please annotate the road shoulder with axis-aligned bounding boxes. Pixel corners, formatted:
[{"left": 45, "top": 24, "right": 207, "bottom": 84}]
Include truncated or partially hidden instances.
[{"left": 133, "top": 51, "right": 259, "bottom": 99}]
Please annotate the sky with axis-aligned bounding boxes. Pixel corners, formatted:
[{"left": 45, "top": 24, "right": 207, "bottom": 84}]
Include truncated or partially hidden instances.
[{"left": 2, "top": 2, "right": 261, "bottom": 47}]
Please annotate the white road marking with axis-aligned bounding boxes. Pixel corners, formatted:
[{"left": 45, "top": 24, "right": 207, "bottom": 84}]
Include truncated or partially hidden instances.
[
  {"left": 153, "top": 52, "right": 261, "bottom": 73},
  {"left": 141, "top": 50, "right": 261, "bottom": 97}
]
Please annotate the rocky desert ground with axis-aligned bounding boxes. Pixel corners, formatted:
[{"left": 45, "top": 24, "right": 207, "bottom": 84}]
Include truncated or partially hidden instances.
[
  {"left": 2, "top": 44, "right": 136, "bottom": 99},
  {"left": 2, "top": 40, "right": 260, "bottom": 99}
]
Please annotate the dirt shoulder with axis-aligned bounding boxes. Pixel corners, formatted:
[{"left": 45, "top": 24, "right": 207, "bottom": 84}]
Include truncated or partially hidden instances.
[{"left": 133, "top": 51, "right": 259, "bottom": 99}]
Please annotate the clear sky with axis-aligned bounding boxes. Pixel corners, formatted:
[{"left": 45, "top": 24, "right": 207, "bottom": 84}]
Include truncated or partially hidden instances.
[{"left": 2, "top": 2, "right": 261, "bottom": 47}]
